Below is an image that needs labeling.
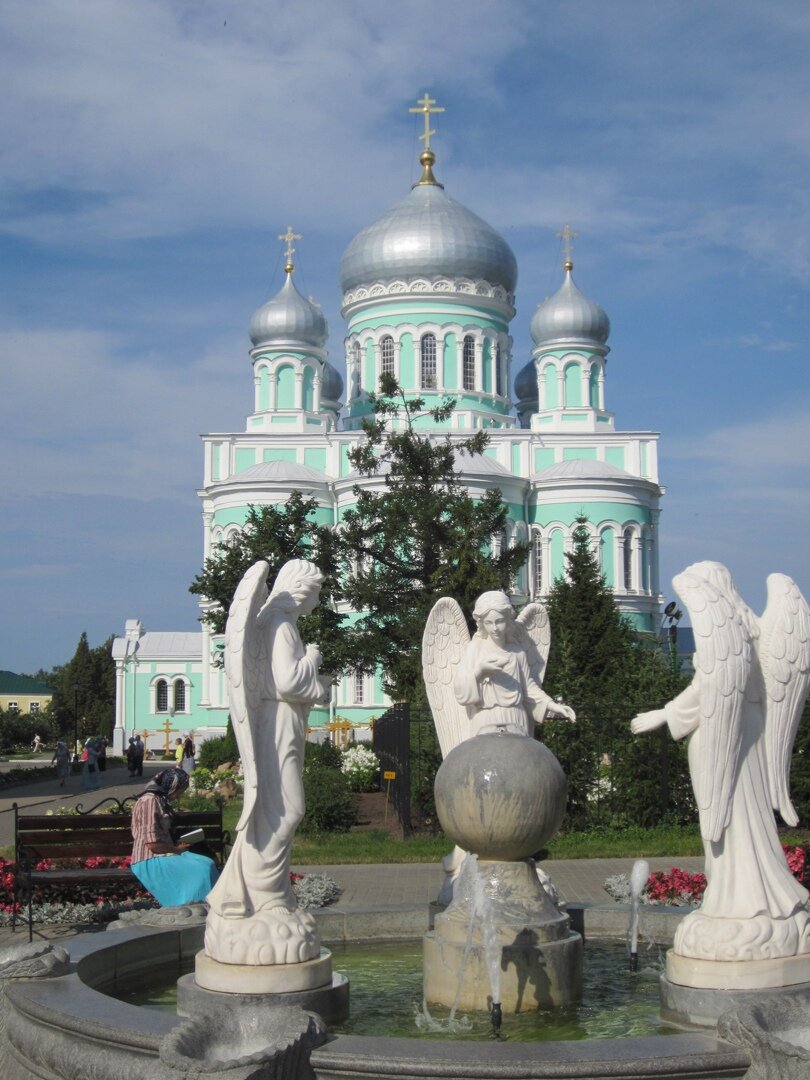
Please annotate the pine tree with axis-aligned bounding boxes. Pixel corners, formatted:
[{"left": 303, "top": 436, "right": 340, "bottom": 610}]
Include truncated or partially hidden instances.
[
  {"left": 542, "top": 517, "right": 691, "bottom": 829},
  {"left": 339, "top": 375, "right": 530, "bottom": 702},
  {"left": 43, "top": 632, "right": 116, "bottom": 743}
]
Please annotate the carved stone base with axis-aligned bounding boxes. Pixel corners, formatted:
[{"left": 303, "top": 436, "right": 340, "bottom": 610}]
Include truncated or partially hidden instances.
[
  {"left": 195, "top": 947, "right": 333, "bottom": 994},
  {"left": 667, "top": 947, "right": 810, "bottom": 990},
  {"left": 178, "top": 969, "right": 350, "bottom": 1027},
  {"left": 204, "top": 904, "right": 320, "bottom": 966},
  {"left": 107, "top": 902, "right": 207, "bottom": 930},
  {"left": 674, "top": 909, "right": 810, "bottom": 962}
]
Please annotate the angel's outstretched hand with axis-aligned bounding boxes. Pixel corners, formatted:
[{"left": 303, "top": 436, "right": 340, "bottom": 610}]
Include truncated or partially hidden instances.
[
  {"left": 631, "top": 709, "right": 667, "bottom": 735},
  {"left": 550, "top": 703, "right": 576, "bottom": 723}
]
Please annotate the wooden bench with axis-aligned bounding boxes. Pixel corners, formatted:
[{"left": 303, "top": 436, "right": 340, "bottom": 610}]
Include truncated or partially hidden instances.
[{"left": 13, "top": 796, "right": 230, "bottom": 941}]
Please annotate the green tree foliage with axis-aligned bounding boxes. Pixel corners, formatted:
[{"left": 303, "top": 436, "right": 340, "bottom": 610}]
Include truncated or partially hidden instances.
[
  {"left": 189, "top": 493, "right": 349, "bottom": 675},
  {"left": 197, "top": 716, "right": 240, "bottom": 770},
  {"left": 339, "top": 376, "right": 530, "bottom": 701},
  {"left": 36, "top": 632, "right": 116, "bottom": 743},
  {"left": 542, "top": 518, "right": 691, "bottom": 829}
]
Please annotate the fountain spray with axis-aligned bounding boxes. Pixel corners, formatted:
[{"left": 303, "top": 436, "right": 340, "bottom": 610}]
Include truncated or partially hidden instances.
[{"left": 628, "top": 859, "right": 650, "bottom": 973}]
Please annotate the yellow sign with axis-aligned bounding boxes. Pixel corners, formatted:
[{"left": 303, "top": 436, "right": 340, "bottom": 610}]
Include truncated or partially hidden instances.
[{"left": 383, "top": 770, "right": 396, "bottom": 781}]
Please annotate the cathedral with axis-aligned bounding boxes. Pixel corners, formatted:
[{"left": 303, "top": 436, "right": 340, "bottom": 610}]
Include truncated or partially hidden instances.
[{"left": 112, "top": 97, "right": 664, "bottom": 755}]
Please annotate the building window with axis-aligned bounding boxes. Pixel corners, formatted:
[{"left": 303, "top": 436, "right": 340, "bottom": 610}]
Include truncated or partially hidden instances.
[
  {"left": 7, "top": 701, "right": 18, "bottom": 713},
  {"left": 30, "top": 701, "right": 40, "bottom": 714},
  {"left": 623, "top": 528, "right": 634, "bottom": 591},
  {"left": 352, "top": 671, "right": 365, "bottom": 704},
  {"left": 155, "top": 680, "right": 168, "bottom": 713},
  {"left": 420, "top": 333, "right": 437, "bottom": 389},
  {"left": 495, "top": 343, "right": 503, "bottom": 396},
  {"left": 533, "top": 531, "right": 543, "bottom": 593},
  {"left": 379, "top": 335, "right": 395, "bottom": 383},
  {"left": 173, "top": 680, "right": 186, "bottom": 713},
  {"left": 462, "top": 335, "right": 475, "bottom": 390}
]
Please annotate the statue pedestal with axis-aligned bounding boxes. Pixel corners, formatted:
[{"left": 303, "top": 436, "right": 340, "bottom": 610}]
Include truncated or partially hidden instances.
[
  {"left": 661, "top": 950, "right": 810, "bottom": 1028},
  {"left": 181, "top": 948, "right": 349, "bottom": 1026},
  {"left": 423, "top": 859, "right": 582, "bottom": 1013}
]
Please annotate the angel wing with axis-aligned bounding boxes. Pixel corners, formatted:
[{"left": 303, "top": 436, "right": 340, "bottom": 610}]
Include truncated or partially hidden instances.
[
  {"left": 514, "top": 601, "right": 551, "bottom": 686},
  {"left": 674, "top": 563, "right": 752, "bottom": 844},
  {"left": 422, "top": 597, "right": 471, "bottom": 758},
  {"left": 759, "top": 573, "right": 810, "bottom": 827},
  {"left": 223, "top": 560, "right": 270, "bottom": 833}
]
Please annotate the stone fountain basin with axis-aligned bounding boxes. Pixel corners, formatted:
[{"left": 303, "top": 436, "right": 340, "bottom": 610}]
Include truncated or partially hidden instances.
[{"left": 0, "top": 911, "right": 751, "bottom": 1079}]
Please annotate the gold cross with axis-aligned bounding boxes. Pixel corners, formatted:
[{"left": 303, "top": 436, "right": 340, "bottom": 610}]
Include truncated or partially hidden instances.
[
  {"left": 409, "top": 92, "right": 444, "bottom": 152},
  {"left": 556, "top": 224, "right": 577, "bottom": 269},
  {"left": 278, "top": 225, "right": 302, "bottom": 273}
]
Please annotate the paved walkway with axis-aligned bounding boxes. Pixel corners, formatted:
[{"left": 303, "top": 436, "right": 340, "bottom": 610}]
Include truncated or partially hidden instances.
[{"left": 0, "top": 767, "right": 704, "bottom": 942}]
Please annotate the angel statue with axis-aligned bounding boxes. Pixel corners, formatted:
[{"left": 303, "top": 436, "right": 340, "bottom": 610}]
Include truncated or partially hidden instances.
[
  {"left": 423, "top": 590, "right": 575, "bottom": 901},
  {"left": 632, "top": 562, "right": 810, "bottom": 964},
  {"left": 204, "top": 559, "right": 332, "bottom": 968}
]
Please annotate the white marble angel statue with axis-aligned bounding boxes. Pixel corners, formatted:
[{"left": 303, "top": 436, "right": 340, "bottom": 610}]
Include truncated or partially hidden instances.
[
  {"left": 631, "top": 562, "right": 810, "bottom": 964},
  {"left": 423, "top": 590, "right": 575, "bottom": 902},
  {"left": 423, "top": 590, "right": 575, "bottom": 753},
  {"left": 205, "top": 558, "right": 332, "bottom": 967}
]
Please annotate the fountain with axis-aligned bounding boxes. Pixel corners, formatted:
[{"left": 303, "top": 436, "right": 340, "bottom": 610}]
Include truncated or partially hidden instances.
[{"left": 0, "top": 563, "right": 808, "bottom": 1077}]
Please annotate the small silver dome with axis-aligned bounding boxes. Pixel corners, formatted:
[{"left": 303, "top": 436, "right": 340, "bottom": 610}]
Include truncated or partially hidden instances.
[
  {"left": 340, "top": 183, "right": 517, "bottom": 294},
  {"left": 531, "top": 268, "right": 609, "bottom": 347},
  {"left": 249, "top": 273, "right": 328, "bottom": 348},
  {"left": 514, "top": 360, "right": 538, "bottom": 403},
  {"left": 320, "top": 359, "right": 344, "bottom": 403}
]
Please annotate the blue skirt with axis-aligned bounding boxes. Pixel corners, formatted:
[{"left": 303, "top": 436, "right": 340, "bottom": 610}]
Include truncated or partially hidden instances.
[{"left": 130, "top": 852, "right": 219, "bottom": 907}]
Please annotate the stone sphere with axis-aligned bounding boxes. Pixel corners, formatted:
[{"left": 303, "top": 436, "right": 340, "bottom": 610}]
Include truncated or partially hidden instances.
[{"left": 434, "top": 733, "right": 567, "bottom": 861}]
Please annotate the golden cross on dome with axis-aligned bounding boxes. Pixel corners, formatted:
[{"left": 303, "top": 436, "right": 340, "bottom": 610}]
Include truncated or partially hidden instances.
[
  {"left": 409, "top": 92, "right": 444, "bottom": 152},
  {"left": 556, "top": 224, "right": 577, "bottom": 270},
  {"left": 278, "top": 225, "right": 302, "bottom": 273}
]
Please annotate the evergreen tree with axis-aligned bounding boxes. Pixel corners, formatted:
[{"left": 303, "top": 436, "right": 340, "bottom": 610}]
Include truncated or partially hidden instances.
[
  {"left": 42, "top": 632, "right": 116, "bottom": 743},
  {"left": 189, "top": 493, "right": 349, "bottom": 675},
  {"left": 339, "top": 375, "right": 530, "bottom": 701},
  {"left": 542, "top": 517, "right": 691, "bottom": 828}
]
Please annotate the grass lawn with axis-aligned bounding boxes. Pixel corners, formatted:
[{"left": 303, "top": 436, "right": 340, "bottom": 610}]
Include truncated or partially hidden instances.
[{"left": 218, "top": 796, "right": 810, "bottom": 864}]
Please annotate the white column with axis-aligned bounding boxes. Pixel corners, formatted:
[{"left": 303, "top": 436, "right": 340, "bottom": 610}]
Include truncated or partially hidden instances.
[
  {"left": 314, "top": 372, "right": 321, "bottom": 412},
  {"left": 598, "top": 366, "right": 606, "bottom": 410},
  {"left": 269, "top": 374, "right": 278, "bottom": 410},
  {"left": 295, "top": 371, "right": 304, "bottom": 409},
  {"left": 474, "top": 338, "right": 483, "bottom": 391},
  {"left": 436, "top": 334, "right": 445, "bottom": 392},
  {"left": 113, "top": 661, "right": 126, "bottom": 755}
]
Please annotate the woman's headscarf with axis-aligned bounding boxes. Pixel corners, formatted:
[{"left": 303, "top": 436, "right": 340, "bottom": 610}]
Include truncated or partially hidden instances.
[{"left": 137, "top": 766, "right": 190, "bottom": 814}]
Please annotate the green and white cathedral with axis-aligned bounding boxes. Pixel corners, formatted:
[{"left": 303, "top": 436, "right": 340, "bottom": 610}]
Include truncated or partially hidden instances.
[{"left": 112, "top": 119, "right": 664, "bottom": 755}]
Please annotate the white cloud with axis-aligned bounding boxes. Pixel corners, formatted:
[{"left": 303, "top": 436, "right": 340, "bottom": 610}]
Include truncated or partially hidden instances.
[{"left": 1, "top": 327, "right": 245, "bottom": 500}]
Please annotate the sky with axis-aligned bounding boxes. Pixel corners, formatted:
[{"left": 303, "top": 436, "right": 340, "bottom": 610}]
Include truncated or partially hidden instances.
[{"left": 2, "top": 0, "right": 809, "bottom": 674}]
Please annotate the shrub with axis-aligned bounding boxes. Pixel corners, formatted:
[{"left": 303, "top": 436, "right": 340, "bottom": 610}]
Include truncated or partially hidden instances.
[
  {"left": 301, "top": 763, "right": 357, "bottom": 835},
  {"left": 340, "top": 744, "right": 379, "bottom": 792},
  {"left": 198, "top": 717, "right": 239, "bottom": 770},
  {"left": 305, "top": 740, "right": 343, "bottom": 770}
]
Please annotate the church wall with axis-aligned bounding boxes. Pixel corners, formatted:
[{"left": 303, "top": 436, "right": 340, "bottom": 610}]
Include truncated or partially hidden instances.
[{"left": 529, "top": 501, "right": 652, "bottom": 528}]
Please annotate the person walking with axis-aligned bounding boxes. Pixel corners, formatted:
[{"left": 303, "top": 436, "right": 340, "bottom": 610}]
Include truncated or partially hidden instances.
[
  {"left": 80, "top": 738, "right": 101, "bottom": 792},
  {"left": 51, "top": 740, "right": 70, "bottom": 787}
]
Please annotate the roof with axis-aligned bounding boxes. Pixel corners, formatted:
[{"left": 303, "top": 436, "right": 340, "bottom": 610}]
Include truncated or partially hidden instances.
[
  {"left": 117, "top": 632, "right": 202, "bottom": 660},
  {"left": 0, "top": 671, "right": 54, "bottom": 695},
  {"left": 228, "top": 461, "right": 328, "bottom": 484},
  {"left": 534, "top": 459, "right": 637, "bottom": 482}
]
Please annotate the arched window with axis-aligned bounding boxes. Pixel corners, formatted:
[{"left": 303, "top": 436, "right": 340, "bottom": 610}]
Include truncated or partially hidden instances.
[
  {"left": 623, "top": 527, "right": 634, "bottom": 591},
  {"left": 155, "top": 679, "right": 168, "bottom": 713},
  {"left": 353, "top": 671, "right": 365, "bottom": 705},
  {"left": 533, "top": 530, "right": 543, "bottom": 594},
  {"left": 495, "top": 344, "right": 503, "bottom": 396},
  {"left": 462, "top": 335, "right": 475, "bottom": 390},
  {"left": 173, "top": 680, "right": 186, "bottom": 713},
  {"left": 420, "top": 333, "right": 437, "bottom": 389},
  {"left": 379, "top": 336, "right": 395, "bottom": 383}
]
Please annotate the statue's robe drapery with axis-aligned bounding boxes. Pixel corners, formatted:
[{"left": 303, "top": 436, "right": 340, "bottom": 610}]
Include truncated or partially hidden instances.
[{"left": 454, "top": 638, "right": 557, "bottom": 737}]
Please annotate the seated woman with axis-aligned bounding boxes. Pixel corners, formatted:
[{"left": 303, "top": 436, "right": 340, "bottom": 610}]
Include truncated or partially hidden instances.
[{"left": 130, "top": 767, "right": 219, "bottom": 907}]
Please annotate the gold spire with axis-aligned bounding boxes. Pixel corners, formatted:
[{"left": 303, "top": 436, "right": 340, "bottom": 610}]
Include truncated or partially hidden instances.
[
  {"left": 556, "top": 223, "right": 577, "bottom": 271},
  {"left": 278, "top": 225, "right": 302, "bottom": 274},
  {"left": 409, "top": 92, "right": 445, "bottom": 187}
]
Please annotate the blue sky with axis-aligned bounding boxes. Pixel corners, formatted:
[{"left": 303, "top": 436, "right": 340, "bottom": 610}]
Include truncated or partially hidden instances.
[{"left": 2, "top": 0, "right": 809, "bottom": 674}]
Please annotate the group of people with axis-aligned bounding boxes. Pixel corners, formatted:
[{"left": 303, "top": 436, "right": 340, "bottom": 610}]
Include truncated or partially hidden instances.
[{"left": 47, "top": 735, "right": 109, "bottom": 789}]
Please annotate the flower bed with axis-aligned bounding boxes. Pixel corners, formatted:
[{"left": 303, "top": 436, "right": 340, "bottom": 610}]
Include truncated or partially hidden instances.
[{"left": 604, "top": 844, "right": 808, "bottom": 907}]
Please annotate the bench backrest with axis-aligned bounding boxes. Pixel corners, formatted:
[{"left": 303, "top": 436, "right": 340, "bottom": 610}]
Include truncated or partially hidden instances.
[{"left": 14, "top": 804, "right": 228, "bottom": 868}]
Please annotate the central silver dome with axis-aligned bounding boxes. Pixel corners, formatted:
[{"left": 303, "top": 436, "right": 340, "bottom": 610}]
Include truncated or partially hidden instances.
[{"left": 340, "top": 183, "right": 517, "bottom": 294}]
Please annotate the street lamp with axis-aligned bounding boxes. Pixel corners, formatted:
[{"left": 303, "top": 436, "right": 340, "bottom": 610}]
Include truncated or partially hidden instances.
[{"left": 72, "top": 684, "right": 80, "bottom": 762}]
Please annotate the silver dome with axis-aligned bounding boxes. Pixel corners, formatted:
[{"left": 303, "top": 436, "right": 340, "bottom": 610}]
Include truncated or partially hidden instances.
[
  {"left": 249, "top": 273, "right": 328, "bottom": 348},
  {"left": 340, "top": 183, "right": 517, "bottom": 293},
  {"left": 530, "top": 268, "right": 610, "bottom": 347},
  {"left": 320, "top": 359, "right": 344, "bottom": 403},
  {"left": 514, "top": 360, "right": 538, "bottom": 403}
]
